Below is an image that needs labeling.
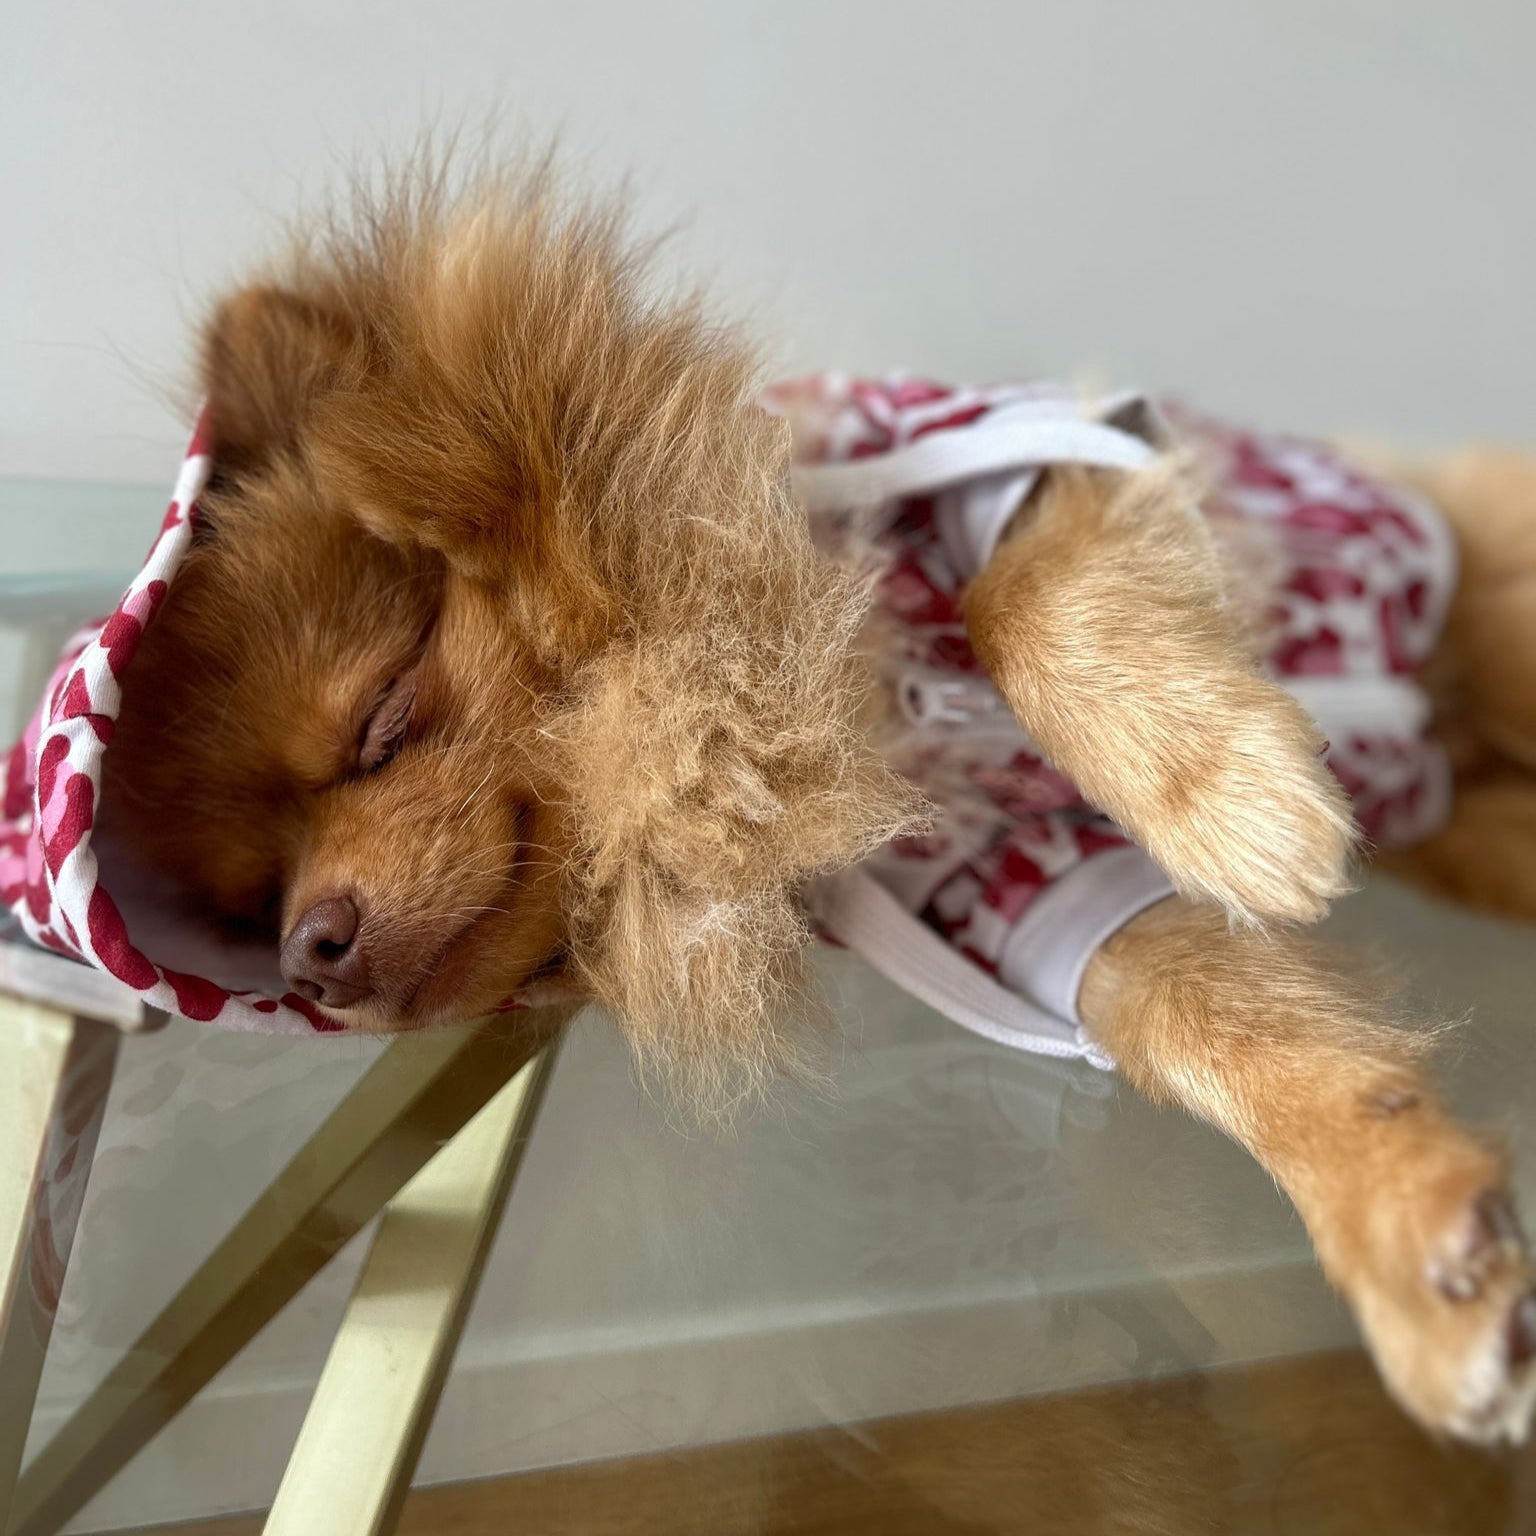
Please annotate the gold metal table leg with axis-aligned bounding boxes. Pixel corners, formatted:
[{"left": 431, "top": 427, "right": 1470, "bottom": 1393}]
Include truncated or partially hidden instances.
[
  {"left": 0, "top": 1006, "right": 118, "bottom": 1530},
  {"left": 7, "top": 1006, "right": 577, "bottom": 1536},
  {"left": 263, "top": 1041, "right": 560, "bottom": 1536}
]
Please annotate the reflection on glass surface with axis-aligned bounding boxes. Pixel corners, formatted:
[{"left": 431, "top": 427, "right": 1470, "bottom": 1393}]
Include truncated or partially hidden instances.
[{"left": 2, "top": 485, "right": 1533, "bottom": 1533}]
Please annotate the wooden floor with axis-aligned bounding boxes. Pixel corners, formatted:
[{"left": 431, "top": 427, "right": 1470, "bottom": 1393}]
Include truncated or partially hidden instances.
[{"left": 134, "top": 1348, "right": 1536, "bottom": 1536}]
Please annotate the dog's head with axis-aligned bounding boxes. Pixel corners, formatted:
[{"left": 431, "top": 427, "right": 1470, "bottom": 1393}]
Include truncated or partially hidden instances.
[{"left": 100, "top": 174, "right": 920, "bottom": 1096}]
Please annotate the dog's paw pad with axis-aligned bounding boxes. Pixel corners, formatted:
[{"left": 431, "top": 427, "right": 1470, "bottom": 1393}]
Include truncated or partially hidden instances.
[
  {"left": 1507, "top": 1293, "right": 1536, "bottom": 1371},
  {"left": 1432, "top": 1189, "right": 1527, "bottom": 1302},
  {"left": 1404, "top": 1204, "right": 1536, "bottom": 1444},
  {"left": 1341, "top": 1146, "right": 1536, "bottom": 1444}
]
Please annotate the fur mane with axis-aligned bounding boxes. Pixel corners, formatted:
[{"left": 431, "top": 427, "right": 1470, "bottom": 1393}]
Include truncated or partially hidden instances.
[{"left": 223, "top": 160, "right": 926, "bottom": 1107}]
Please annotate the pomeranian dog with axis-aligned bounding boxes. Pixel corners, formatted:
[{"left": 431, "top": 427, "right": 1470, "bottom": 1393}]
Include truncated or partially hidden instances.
[{"left": 93, "top": 163, "right": 1536, "bottom": 1444}]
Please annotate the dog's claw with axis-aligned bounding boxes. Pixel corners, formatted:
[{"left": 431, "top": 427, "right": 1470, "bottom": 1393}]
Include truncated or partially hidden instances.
[
  {"left": 1435, "top": 1189, "right": 1528, "bottom": 1301},
  {"left": 1508, "top": 1293, "right": 1536, "bottom": 1371}
]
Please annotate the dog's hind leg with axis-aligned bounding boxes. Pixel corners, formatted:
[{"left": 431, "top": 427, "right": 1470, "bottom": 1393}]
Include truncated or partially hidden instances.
[
  {"left": 1416, "top": 447, "right": 1536, "bottom": 773},
  {"left": 1382, "top": 772, "right": 1536, "bottom": 925},
  {"left": 963, "top": 466, "right": 1355, "bottom": 927},
  {"left": 1079, "top": 895, "right": 1536, "bottom": 1444},
  {"left": 1374, "top": 448, "right": 1536, "bottom": 923}
]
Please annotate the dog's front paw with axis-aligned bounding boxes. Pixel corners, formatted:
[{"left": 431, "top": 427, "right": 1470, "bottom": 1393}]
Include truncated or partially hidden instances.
[
  {"left": 1129, "top": 686, "right": 1357, "bottom": 927},
  {"left": 1342, "top": 1144, "right": 1536, "bottom": 1444}
]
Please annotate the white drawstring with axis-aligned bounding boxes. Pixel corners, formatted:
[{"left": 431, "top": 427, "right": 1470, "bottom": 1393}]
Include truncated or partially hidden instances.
[
  {"left": 812, "top": 867, "right": 1116, "bottom": 1070},
  {"left": 792, "top": 415, "right": 1158, "bottom": 514}
]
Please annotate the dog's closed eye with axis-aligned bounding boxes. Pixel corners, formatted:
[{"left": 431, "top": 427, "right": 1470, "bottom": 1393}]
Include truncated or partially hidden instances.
[{"left": 359, "top": 672, "right": 417, "bottom": 772}]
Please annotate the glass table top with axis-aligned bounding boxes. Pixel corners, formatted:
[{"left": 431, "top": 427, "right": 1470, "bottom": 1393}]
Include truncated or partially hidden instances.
[{"left": 0, "top": 486, "right": 1532, "bottom": 1533}]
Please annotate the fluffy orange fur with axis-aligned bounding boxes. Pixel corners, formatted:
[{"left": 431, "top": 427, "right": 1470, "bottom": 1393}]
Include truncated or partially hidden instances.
[
  {"left": 104, "top": 164, "right": 923, "bottom": 1108},
  {"left": 98, "top": 159, "right": 1536, "bottom": 1440},
  {"left": 965, "top": 459, "right": 1536, "bottom": 1443},
  {"left": 964, "top": 463, "right": 1355, "bottom": 926}
]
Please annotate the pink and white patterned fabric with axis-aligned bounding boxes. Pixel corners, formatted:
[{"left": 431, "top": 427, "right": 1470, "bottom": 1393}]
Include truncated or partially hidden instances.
[
  {"left": 0, "top": 381, "right": 1459, "bottom": 1049},
  {"left": 0, "top": 418, "right": 339, "bottom": 1034},
  {"left": 1175, "top": 402, "right": 1457, "bottom": 844},
  {"left": 774, "top": 374, "right": 1458, "bottom": 1063}
]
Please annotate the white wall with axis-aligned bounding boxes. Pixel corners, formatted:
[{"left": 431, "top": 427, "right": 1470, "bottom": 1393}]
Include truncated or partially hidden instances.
[
  {"left": 5, "top": 0, "right": 1536, "bottom": 491},
  {"left": 7, "top": 6, "right": 1536, "bottom": 1529}
]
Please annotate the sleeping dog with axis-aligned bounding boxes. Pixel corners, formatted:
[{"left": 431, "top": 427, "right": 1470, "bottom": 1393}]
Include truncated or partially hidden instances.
[{"left": 90, "top": 165, "right": 1536, "bottom": 1443}]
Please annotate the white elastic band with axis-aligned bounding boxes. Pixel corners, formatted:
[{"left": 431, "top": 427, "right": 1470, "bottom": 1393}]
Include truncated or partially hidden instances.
[
  {"left": 813, "top": 867, "right": 1115, "bottom": 1069},
  {"left": 937, "top": 468, "right": 1041, "bottom": 579},
  {"left": 1284, "top": 676, "right": 1432, "bottom": 740},
  {"left": 792, "top": 416, "right": 1158, "bottom": 514},
  {"left": 997, "top": 845, "right": 1175, "bottom": 1028}
]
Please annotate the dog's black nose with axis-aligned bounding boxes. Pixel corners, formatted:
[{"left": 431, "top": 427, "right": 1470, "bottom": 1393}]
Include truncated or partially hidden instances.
[{"left": 281, "top": 895, "right": 372, "bottom": 1009}]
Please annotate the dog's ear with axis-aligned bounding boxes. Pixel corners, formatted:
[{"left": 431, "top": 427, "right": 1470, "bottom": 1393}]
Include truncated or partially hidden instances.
[{"left": 201, "top": 286, "right": 355, "bottom": 468}]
